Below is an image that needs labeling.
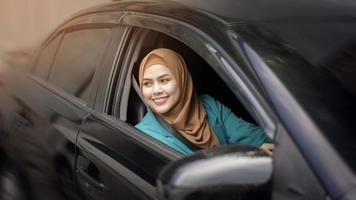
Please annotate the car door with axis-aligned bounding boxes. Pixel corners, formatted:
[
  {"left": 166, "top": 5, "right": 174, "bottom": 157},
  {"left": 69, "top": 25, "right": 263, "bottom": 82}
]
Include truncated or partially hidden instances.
[
  {"left": 40, "top": 15, "right": 119, "bottom": 200},
  {"left": 76, "top": 25, "right": 181, "bottom": 200}
]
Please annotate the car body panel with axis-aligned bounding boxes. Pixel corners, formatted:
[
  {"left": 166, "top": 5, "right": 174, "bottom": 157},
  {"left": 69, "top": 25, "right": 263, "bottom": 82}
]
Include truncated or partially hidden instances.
[
  {"left": 0, "top": 67, "right": 87, "bottom": 200},
  {"left": 77, "top": 114, "right": 159, "bottom": 199}
]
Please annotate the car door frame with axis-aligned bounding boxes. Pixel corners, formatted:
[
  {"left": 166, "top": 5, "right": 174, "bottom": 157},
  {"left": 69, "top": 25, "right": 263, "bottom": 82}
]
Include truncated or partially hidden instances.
[{"left": 118, "top": 11, "right": 277, "bottom": 137}]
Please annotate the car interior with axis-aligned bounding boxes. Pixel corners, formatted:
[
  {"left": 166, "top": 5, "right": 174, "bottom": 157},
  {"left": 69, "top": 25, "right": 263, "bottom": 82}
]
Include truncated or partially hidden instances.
[{"left": 125, "top": 29, "right": 256, "bottom": 127}]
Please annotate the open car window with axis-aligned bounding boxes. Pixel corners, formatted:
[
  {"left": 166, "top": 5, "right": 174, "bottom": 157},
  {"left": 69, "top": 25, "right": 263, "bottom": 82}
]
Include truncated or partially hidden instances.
[
  {"left": 112, "top": 28, "right": 273, "bottom": 156},
  {"left": 125, "top": 31, "right": 257, "bottom": 125}
]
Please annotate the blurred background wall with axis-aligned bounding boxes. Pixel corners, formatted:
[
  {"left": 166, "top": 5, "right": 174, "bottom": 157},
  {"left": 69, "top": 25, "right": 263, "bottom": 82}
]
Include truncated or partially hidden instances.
[{"left": 0, "top": 0, "right": 111, "bottom": 68}]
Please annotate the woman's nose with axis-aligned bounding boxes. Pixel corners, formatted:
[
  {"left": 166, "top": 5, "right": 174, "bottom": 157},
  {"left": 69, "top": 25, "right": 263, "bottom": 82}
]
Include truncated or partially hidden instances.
[{"left": 152, "top": 83, "right": 162, "bottom": 94}]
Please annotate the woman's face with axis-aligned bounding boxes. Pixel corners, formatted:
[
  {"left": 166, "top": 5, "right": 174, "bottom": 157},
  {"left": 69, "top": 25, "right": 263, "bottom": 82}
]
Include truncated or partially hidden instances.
[{"left": 142, "top": 64, "right": 181, "bottom": 114}]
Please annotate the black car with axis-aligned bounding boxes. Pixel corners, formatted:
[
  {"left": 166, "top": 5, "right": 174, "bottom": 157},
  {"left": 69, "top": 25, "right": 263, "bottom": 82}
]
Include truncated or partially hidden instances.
[{"left": 1, "top": 0, "right": 356, "bottom": 199}]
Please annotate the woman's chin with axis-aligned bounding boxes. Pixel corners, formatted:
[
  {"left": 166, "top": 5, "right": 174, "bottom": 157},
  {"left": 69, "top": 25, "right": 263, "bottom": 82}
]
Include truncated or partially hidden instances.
[
  {"left": 152, "top": 104, "right": 171, "bottom": 114},
  {"left": 154, "top": 108, "right": 168, "bottom": 114}
]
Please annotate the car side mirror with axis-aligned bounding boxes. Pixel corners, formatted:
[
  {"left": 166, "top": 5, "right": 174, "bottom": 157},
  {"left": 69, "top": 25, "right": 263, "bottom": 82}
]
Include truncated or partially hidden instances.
[{"left": 157, "top": 144, "right": 272, "bottom": 200}]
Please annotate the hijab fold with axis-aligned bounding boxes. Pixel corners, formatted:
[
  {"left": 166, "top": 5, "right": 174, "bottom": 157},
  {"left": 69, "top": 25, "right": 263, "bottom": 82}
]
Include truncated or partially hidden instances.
[{"left": 139, "top": 48, "right": 220, "bottom": 149}]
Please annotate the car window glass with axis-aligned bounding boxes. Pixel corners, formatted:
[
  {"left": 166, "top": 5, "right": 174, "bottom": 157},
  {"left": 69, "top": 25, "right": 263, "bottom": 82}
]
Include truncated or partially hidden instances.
[
  {"left": 256, "top": 22, "right": 356, "bottom": 171},
  {"left": 48, "top": 27, "right": 113, "bottom": 103},
  {"left": 261, "top": 22, "right": 356, "bottom": 98},
  {"left": 32, "top": 34, "right": 62, "bottom": 79}
]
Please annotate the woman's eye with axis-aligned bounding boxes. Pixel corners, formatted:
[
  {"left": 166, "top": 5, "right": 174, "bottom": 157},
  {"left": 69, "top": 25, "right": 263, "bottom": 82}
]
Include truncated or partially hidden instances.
[
  {"left": 143, "top": 82, "right": 152, "bottom": 87},
  {"left": 161, "top": 78, "right": 170, "bottom": 83}
]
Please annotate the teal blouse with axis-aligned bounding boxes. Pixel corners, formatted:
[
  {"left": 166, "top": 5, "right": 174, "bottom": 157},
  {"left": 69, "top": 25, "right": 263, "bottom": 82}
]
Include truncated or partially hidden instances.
[{"left": 135, "top": 95, "right": 271, "bottom": 155}]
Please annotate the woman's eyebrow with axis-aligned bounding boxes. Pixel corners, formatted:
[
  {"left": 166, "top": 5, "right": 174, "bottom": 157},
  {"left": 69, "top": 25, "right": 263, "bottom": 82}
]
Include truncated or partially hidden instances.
[
  {"left": 158, "top": 74, "right": 170, "bottom": 79},
  {"left": 143, "top": 74, "right": 170, "bottom": 81}
]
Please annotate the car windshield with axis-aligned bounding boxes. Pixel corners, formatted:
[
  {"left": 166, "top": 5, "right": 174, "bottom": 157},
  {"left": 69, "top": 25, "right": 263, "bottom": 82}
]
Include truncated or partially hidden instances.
[
  {"left": 233, "top": 19, "right": 356, "bottom": 172},
  {"left": 262, "top": 19, "right": 356, "bottom": 98},
  {"left": 234, "top": 18, "right": 356, "bottom": 171}
]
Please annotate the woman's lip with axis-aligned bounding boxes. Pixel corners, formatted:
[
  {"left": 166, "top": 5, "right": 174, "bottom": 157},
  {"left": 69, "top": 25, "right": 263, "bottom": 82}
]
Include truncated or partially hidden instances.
[{"left": 152, "top": 97, "right": 168, "bottom": 106}]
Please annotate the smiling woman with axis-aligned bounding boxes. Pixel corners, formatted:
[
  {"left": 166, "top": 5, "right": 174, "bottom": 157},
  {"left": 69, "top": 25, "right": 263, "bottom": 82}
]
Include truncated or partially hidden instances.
[
  {"left": 141, "top": 64, "right": 181, "bottom": 114},
  {"left": 135, "top": 48, "right": 273, "bottom": 155}
]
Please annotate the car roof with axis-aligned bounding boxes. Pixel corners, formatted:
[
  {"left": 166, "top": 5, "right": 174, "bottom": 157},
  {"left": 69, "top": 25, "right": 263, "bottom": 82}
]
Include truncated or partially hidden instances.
[{"left": 77, "top": 0, "right": 356, "bottom": 23}]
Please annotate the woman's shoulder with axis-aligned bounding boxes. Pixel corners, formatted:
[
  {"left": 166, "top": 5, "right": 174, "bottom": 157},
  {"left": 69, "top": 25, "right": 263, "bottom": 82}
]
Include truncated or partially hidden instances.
[
  {"left": 199, "top": 94, "right": 223, "bottom": 112},
  {"left": 135, "top": 111, "right": 156, "bottom": 128},
  {"left": 200, "top": 94, "right": 217, "bottom": 105},
  {"left": 135, "top": 111, "right": 170, "bottom": 136}
]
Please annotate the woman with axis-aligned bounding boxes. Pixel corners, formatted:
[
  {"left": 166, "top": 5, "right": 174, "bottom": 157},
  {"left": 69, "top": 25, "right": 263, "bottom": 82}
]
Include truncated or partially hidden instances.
[{"left": 135, "top": 48, "right": 274, "bottom": 155}]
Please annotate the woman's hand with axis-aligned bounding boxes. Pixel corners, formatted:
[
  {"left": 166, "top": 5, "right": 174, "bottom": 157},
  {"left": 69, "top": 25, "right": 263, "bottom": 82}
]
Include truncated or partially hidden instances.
[{"left": 260, "top": 143, "right": 274, "bottom": 155}]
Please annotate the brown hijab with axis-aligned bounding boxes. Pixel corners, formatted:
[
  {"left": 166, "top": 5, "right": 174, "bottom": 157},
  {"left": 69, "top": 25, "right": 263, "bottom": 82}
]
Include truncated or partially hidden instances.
[{"left": 139, "top": 48, "right": 220, "bottom": 149}]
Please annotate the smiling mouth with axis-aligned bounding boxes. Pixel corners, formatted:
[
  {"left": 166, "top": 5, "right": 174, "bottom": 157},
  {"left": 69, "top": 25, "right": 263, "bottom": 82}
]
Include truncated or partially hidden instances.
[{"left": 152, "top": 97, "right": 168, "bottom": 106}]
